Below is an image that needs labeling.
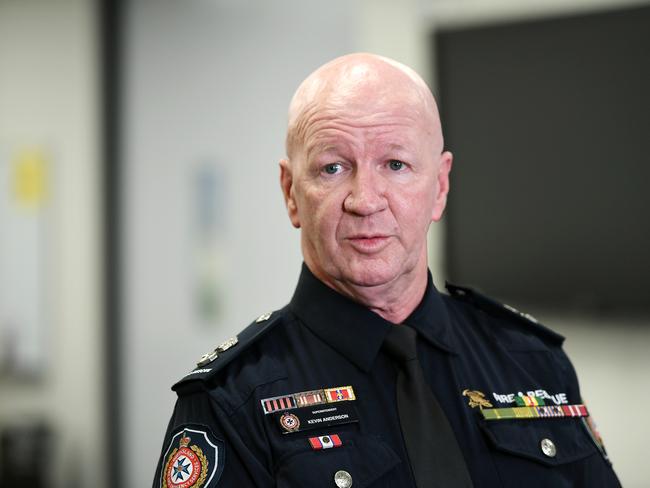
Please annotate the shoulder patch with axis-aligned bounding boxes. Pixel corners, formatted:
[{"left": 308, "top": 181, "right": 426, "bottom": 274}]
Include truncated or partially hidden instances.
[
  {"left": 446, "top": 282, "right": 564, "bottom": 345},
  {"left": 159, "top": 424, "right": 224, "bottom": 488},
  {"left": 172, "top": 309, "right": 284, "bottom": 394}
]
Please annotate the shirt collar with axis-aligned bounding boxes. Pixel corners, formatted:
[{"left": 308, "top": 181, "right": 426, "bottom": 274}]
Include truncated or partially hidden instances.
[{"left": 288, "top": 264, "right": 456, "bottom": 373}]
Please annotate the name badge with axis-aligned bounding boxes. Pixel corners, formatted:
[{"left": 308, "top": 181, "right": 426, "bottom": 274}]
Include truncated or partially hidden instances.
[{"left": 275, "top": 402, "right": 359, "bottom": 434}]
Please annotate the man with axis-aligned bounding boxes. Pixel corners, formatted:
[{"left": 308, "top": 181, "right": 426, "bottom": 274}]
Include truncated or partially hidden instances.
[{"left": 153, "top": 53, "right": 620, "bottom": 487}]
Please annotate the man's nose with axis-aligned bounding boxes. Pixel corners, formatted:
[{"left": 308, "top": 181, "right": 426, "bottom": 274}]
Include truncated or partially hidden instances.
[{"left": 342, "top": 168, "right": 388, "bottom": 216}]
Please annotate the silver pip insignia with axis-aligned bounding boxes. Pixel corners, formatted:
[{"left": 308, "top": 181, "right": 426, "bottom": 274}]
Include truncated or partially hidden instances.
[
  {"left": 197, "top": 350, "right": 218, "bottom": 367},
  {"left": 196, "top": 337, "right": 238, "bottom": 367},
  {"left": 217, "top": 337, "right": 238, "bottom": 352},
  {"left": 256, "top": 312, "right": 273, "bottom": 323}
]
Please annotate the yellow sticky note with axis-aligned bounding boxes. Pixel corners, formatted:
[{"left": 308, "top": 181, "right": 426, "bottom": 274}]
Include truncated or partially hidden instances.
[{"left": 12, "top": 148, "right": 48, "bottom": 208}]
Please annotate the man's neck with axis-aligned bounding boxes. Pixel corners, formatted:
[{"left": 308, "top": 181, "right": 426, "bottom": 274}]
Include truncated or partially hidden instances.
[
  {"left": 308, "top": 258, "right": 430, "bottom": 324},
  {"left": 348, "top": 272, "right": 428, "bottom": 324}
]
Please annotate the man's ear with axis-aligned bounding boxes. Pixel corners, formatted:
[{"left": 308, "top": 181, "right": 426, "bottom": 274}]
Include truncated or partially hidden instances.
[
  {"left": 279, "top": 159, "right": 301, "bottom": 228},
  {"left": 431, "top": 151, "right": 453, "bottom": 222}
]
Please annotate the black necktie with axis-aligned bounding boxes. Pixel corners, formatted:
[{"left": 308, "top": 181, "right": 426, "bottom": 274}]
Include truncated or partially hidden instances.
[{"left": 383, "top": 325, "right": 473, "bottom": 488}]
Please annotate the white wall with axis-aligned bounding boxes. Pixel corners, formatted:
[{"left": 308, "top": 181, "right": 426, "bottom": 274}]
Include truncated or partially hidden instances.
[
  {"left": 552, "top": 316, "right": 650, "bottom": 487},
  {"left": 0, "top": 0, "right": 104, "bottom": 486}
]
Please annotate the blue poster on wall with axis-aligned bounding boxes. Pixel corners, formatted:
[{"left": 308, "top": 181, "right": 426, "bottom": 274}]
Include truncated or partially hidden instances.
[{"left": 191, "top": 160, "right": 227, "bottom": 326}]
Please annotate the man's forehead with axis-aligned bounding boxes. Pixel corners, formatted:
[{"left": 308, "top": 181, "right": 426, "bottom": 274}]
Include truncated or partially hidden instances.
[
  {"left": 286, "top": 53, "right": 442, "bottom": 158},
  {"left": 300, "top": 95, "right": 436, "bottom": 152},
  {"left": 302, "top": 122, "right": 431, "bottom": 166}
]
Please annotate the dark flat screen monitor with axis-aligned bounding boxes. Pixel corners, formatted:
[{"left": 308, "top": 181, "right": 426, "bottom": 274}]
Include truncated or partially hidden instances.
[{"left": 435, "top": 6, "right": 650, "bottom": 314}]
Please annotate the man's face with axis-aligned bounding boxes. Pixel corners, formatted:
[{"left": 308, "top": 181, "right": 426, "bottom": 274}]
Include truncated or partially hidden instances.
[{"left": 281, "top": 93, "right": 451, "bottom": 292}]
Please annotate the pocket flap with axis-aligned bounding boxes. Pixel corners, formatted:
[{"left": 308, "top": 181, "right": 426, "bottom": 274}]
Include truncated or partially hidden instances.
[
  {"left": 276, "top": 434, "right": 401, "bottom": 487},
  {"left": 480, "top": 418, "right": 597, "bottom": 467}
]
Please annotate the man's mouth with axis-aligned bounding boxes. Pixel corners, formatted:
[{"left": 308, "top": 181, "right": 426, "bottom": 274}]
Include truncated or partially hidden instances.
[{"left": 345, "top": 235, "right": 392, "bottom": 253}]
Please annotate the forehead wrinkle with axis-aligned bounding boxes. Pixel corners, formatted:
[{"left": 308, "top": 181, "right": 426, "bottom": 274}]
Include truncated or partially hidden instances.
[
  {"left": 303, "top": 126, "right": 359, "bottom": 163},
  {"left": 302, "top": 108, "right": 424, "bottom": 151},
  {"left": 304, "top": 105, "right": 423, "bottom": 137}
]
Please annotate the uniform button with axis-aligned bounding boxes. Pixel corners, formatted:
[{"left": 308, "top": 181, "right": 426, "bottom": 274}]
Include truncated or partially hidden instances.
[
  {"left": 334, "top": 470, "right": 353, "bottom": 488},
  {"left": 540, "top": 438, "right": 557, "bottom": 458}
]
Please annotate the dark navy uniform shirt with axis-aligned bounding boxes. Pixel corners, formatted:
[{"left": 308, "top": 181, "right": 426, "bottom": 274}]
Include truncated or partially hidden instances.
[{"left": 153, "top": 264, "right": 621, "bottom": 487}]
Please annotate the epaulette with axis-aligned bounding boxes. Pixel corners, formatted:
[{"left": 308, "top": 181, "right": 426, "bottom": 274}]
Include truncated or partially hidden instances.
[
  {"left": 445, "top": 282, "right": 565, "bottom": 345},
  {"left": 172, "top": 309, "right": 283, "bottom": 395}
]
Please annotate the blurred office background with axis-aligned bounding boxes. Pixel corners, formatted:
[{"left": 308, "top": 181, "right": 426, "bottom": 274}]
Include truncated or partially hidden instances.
[{"left": 0, "top": 0, "right": 648, "bottom": 486}]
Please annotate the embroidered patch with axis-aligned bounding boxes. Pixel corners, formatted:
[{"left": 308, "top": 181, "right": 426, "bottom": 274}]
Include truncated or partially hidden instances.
[
  {"left": 492, "top": 389, "right": 568, "bottom": 406},
  {"left": 160, "top": 425, "right": 224, "bottom": 488}
]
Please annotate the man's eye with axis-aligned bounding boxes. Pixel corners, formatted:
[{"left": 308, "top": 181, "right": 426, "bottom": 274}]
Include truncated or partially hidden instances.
[
  {"left": 388, "top": 160, "right": 405, "bottom": 171},
  {"left": 323, "top": 163, "right": 342, "bottom": 175}
]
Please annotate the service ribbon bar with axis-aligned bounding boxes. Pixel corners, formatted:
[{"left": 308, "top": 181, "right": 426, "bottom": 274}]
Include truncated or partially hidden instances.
[
  {"left": 261, "top": 394, "right": 297, "bottom": 415},
  {"left": 481, "top": 404, "right": 589, "bottom": 421},
  {"left": 295, "top": 389, "right": 326, "bottom": 408},
  {"left": 261, "top": 385, "right": 356, "bottom": 415},
  {"left": 324, "top": 386, "right": 356, "bottom": 402}
]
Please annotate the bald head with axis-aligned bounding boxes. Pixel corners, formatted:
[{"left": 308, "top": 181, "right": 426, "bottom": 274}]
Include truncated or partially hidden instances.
[{"left": 286, "top": 53, "right": 443, "bottom": 160}]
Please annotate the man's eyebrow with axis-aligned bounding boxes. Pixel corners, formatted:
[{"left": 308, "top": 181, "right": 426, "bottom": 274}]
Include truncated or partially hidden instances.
[{"left": 385, "top": 143, "right": 409, "bottom": 152}]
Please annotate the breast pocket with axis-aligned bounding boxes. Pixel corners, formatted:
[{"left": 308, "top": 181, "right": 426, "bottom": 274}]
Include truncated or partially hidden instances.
[
  {"left": 275, "top": 434, "right": 401, "bottom": 488},
  {"left": 480, "top": 417, "right": 601, "bottom": 487}
]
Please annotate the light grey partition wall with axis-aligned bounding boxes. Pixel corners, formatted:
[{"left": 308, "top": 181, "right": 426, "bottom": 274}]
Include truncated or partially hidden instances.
[
  {"left": 0, "top": 1, "right": 104, "bottom": 486},
  {"left": 122, "top": 1, "right": 354, "bottom": 486}
]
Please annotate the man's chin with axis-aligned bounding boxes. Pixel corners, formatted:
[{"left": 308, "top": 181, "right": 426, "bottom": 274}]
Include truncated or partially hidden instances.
[{"left": 338, "top": 260, "right": 403, "bottom": 289}]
